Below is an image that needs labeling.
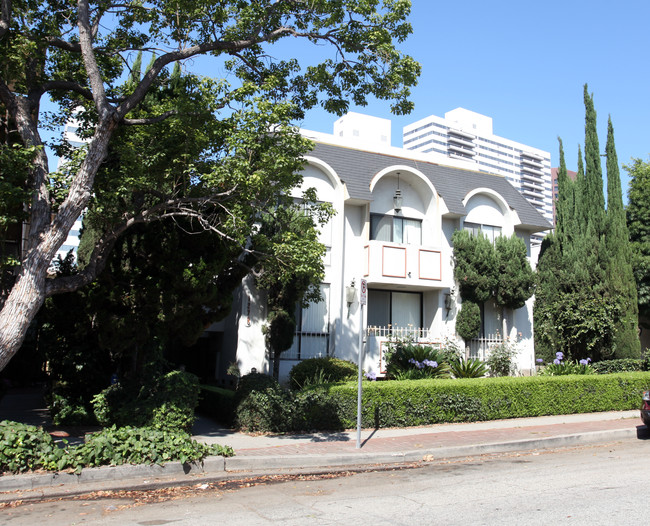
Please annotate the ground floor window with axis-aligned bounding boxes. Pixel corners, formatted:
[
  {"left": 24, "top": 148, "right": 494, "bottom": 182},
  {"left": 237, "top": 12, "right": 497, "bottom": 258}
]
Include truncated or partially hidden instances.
[
  {"left": 367, "top": 289, "right": 422, "bottom": 329},
  {"left": 282, "top": 284, "right": 330, "bottom": 360}
]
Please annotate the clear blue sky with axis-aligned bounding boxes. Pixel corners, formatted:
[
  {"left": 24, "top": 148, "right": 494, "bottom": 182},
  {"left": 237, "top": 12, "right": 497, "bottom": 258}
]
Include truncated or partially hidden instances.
[{"left": 295, "top": 0, "right": 650, "bottom": 200}]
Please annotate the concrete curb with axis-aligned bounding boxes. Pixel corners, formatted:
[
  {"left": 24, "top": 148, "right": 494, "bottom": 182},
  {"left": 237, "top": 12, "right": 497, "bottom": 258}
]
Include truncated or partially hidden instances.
[{"left": 0, "top": 426, "right": 638, "bottom": 498}]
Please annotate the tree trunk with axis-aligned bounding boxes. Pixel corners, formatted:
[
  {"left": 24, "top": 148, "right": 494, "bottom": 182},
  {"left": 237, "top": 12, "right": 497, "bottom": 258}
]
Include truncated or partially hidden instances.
[{"left": 0, "top": 120, "right": 115, "bottom": 371}]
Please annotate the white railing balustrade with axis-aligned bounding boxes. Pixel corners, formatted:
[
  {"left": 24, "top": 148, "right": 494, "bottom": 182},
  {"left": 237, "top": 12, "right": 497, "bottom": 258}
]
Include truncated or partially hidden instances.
[
  {"left": 468, "top": 334, "right": 503, "bottom": 361},
  {"left": 366, "top": 325, "right": 434, "bottom": 340}
]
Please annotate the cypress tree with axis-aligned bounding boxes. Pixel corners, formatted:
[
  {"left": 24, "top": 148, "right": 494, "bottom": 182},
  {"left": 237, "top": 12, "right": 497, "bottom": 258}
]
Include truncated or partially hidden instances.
[
  {"left": 605, "top": 117, "right": 640, "bottom": 357},
  {"left": 555, "top": 138, "right": 576, "bottom": 244},
  {"left": 627, "top": 158, "right": 650, "bottom": 322},
  {"left": 583, "top": 84, "right": 606, "bottom": 228},
  {"left": 534, "top": 88, "right": 631, "bottom": 362}
]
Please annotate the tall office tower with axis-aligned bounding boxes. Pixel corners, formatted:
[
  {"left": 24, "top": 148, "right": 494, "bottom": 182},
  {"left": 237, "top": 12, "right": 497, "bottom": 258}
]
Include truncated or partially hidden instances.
[{"left": 403, "top": 108, "right": 553, "bottom": 244}]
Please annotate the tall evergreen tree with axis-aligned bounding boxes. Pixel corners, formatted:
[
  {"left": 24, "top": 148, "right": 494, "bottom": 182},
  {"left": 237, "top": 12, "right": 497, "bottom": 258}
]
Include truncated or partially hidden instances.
[
  {"left": 605, "top": 118, "right": 640, "bottom": 357},
  {"left": 534, "top": 87, "right": 637, "bottom": 362},
  {"left": 583, "top": 85, "right": 606, "bottom": 227},
  {"left": 554, "top": 138, "right": 575, "bottom": 243},
  {"left": 626, "top": 158, "right": 650, "bottom": 324}
]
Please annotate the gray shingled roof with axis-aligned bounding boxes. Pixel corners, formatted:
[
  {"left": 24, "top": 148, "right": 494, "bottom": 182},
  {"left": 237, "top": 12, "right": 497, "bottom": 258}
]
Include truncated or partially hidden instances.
[{"left": 310, "top": 141, "right": 552, "bottom": 232}]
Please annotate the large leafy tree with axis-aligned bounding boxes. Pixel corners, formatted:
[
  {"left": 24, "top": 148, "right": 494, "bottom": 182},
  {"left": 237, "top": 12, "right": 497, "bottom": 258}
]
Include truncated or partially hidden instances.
[{"left": 0, "top": 0, "right": 420, "bottom": 370}]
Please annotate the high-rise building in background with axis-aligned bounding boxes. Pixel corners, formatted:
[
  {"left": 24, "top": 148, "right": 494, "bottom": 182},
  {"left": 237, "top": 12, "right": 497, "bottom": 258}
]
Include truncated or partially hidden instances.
[
  {"left": 53, "top": 116, "right": 85, "bottom": 263},
  {"left": 402, "top": 108, "right": 553, "bottom": 244}
]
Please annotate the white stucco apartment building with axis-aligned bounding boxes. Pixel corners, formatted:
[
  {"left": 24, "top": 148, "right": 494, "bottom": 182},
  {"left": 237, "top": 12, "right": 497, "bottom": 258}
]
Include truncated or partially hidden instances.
[{"left": 208, "top": 113, "right": 552, "bottom": 384}]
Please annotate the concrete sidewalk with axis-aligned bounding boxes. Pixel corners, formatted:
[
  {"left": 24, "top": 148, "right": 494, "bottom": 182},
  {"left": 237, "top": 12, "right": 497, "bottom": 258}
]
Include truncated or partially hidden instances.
[{"left": 0, "top": 387, "right": 647, "bottom": 500}]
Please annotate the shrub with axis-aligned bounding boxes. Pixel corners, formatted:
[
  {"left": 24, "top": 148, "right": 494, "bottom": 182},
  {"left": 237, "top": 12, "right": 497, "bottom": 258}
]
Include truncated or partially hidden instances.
[
  {"left": 73, "top": 426, "right": 233, "bottom": 468},
  {"left": 486, "top": 339, "right": 519, "bottom": 376},
  {"left": 591, "top": 358, "right": 642, "bottom": 374},
  {"left": 293, "top": 388, "right": 346, "bottom": 431},
  {"left": 0, "top": 421, "right": 68, "bottom": 473},
  {"left": 450, "top": 358, "right": 488, "bottom": 378},
  {"left": 385, "top": 340, "right": 450, "bottom": 380},
  {"left": 288, "top": 357, "right": 357, "bottom": 390},
  {"left": 50, "top": 391, "right": 97, "bottom": 426},
  {"left": 233, "top": 372, "right": 281, "bottom": 406},
  {"left": 234, "top": 372, "right": 294, "bottom": 432},
  {"left": 92, "top": 370, "right": 199, "bottom": 431},
  {"left": 0, "top": 421, "right": 234, "bottom": 475},
  {"left": 437, "top": 338, "right": 464, "bottom": 365}
]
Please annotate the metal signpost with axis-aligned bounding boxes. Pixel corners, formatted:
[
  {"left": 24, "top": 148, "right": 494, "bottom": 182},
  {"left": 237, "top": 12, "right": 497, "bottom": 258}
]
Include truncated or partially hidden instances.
[{"left": 356, "top": 278, "right": 367, "bottom": 449}]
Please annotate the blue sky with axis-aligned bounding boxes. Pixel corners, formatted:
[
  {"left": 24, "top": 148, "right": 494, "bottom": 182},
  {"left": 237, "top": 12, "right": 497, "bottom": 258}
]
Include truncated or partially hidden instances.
[{"left": 295, "top": 0, "right": 650, "bottom": 199}]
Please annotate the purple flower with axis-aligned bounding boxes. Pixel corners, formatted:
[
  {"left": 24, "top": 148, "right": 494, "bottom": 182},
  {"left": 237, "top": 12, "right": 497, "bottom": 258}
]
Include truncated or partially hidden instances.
[
  {"left": 423, "top": 360, "right": 438, "bottom": 368},
  {"left": 365, "top": 371, "right": 377, "bottom": 381},
  {"left": 553, "top": 359, "right": 561, "bottom": 365},
  {"left": 556, "top": 351, "right": 564, "bottom": 360},
  {"left": 579, "top": 359, "right": 588, "bottom": 365},
  {"left": 536, "top": 358, "right": 544, "bottom": 364}
]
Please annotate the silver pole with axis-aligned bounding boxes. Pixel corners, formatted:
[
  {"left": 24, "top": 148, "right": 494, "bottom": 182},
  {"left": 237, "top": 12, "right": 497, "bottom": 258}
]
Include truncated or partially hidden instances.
[{"left": 356, "top": 302, "right": 364, "bottom": 449}]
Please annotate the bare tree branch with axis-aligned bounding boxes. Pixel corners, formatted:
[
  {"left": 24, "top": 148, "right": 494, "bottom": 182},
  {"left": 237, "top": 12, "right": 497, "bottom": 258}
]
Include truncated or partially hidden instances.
[
  {"left": 77, "top": 0, "right": 112, "bottom": 119},
  {"left": 30, "top": 81, "right": 94, "bottom": 102}
]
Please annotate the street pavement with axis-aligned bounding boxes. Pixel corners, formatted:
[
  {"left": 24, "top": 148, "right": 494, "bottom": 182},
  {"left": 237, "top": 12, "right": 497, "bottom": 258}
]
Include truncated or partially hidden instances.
[{"left": 0, "top": 386, "right": 647, "bottom": 501}]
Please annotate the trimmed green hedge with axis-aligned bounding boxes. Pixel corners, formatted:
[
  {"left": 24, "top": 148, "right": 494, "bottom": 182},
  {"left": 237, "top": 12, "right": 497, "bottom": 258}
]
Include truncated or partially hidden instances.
[
  {"left": 314, "top": 372, "right": 650, "bottom": 429},
  {"left": 198, "top": 385, "right": 236, "bottom": 425}
]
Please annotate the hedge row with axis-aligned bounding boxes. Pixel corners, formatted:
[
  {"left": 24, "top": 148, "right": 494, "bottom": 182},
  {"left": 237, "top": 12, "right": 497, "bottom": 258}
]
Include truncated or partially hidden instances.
[{"left": 315, "top": 372, "right": 650, "bottom": 429}]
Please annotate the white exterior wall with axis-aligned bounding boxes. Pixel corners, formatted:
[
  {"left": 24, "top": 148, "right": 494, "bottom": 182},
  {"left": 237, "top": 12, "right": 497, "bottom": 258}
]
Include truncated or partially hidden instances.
[{"left": 333, "top": 112, "right": 392, "bottom": 148}]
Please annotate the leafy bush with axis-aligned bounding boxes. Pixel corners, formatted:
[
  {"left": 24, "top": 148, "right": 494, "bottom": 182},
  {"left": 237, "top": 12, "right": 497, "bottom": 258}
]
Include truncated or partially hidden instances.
[
  {"left": 92, "top": 370, "right": 199, "bottom": 431},
  {"left": 235, "top": 388, "right": 295, "bottom": 433},
  {"left": 293, "top": 388, "right": 346, "bottom": 431},
  {"left": 233, "top": 372, "right": 281, "bottom": 406},
  {"left": 0, "top": 421, "right": 68, "bottom": 473},
  {"left": 74, "top": 426, "right": 233, "bottom": 468},
  {"left": 591, "top": 358, "right": 643, "bottom": 374},
  {"left": 486, "top": 339, "right": 519, "bottom": 376},
  {"left": 437, "top": 339, "right": 464, "bottom": 365},
  {"left": 385, "top": 340, "right": 450, "bottom": 380},
  {"left": 288, "top": 357, "right": 357, "bottom": 390},
  {"left": 0, "top": 421, "right": 233, "bottom": 475},
  {"left": 234, "top": 372, "right": 294, "bottom": 432},
  {"left": 450, "top": 358, "right": 488, "bottom": 378},
  {"left": 50, "top": 391, "right": 97, "bottom": 426}
]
